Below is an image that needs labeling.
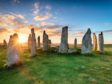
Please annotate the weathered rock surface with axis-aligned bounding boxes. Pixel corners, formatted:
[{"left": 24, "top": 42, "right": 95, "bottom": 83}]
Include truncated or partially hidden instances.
[
  {"left": 37, "top": 36, "right": 40, "bottom": 48},
  {"left": 74, "top": 38, "right": 77, "bottom": 48},
  {"left": 81, "top": 28, "right": 92, "bottom": 54},
  {"left": 98, "top": 32, "right": 104, "bottom": 53},
  {"left": 93, "top": 33, "right": 97, "bottom": 51},
  {"left": 27, "top": 28, "right": 37, "bottom": 57},
  {"left": 43, "top": 31, "right": 49, "bottom": 51},
  {"left": 7, "top": 33, "right": 21, "bottom": 67},
  {"left": 59, "top": 26, "right": 68, "bottom": 53},
  {"left": 30, "top": 28, "right": 37, "bottom": 56}
]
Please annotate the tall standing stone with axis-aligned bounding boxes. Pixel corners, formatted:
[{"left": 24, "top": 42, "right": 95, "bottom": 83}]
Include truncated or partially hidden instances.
[
  {"left": 7, "top": 33, "right": 21, "bottom": 67},
  {"left": 93, "top": 33, "right": 97, "bottom": 51},
  {"left": 59, "top": 26, "right": 68, "bottom": 53},
  {"left": 98, "top": 32, "right": 104, "bottom": 53},
  {"left": 30, "top": 28, "right": 36, "bottom": 57},
  {"left": 74, "top": 38, "right": 77, "bottom": 48},
  {"left": 81, "top": 28, "right": 92, "bottom": 54},
  {"left": 37, "top": 36, "right": 40, "bottom": 48},
  {"left": 43, "top": 31, "right": 49, "bottom": 51}
]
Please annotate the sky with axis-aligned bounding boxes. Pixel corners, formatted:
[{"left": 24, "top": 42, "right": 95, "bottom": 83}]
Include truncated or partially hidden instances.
[{"left": 0, "top": 0, "right": 112, "bottom": 44}]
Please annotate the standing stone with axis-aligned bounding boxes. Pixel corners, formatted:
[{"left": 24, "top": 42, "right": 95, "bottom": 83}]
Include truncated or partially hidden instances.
[
  {"left": 59, "top": 26, "right": 68, "bottom": 53},
  {"left": 81, "top": 28, "right": 92, "bottom": 54},
  {"left": 3, "top": 39, "right": 7, "bottom": 47},
  {"left": 93, "top": 33, "right": 97, "bottom": 51},
  {"left": 7, "top": 33, "right": 21, "bottom": 67},
  {"left": 43, "top": 31, "right": 49, "bottom": 51},
  {"left": 74, "top": 38, "right": 77, "bottom": 48},
  {"left": 98, "top": 32, "right": 104, "bottom": 53},
  {"left": 37, "top": 36, "right": 40, "bottom": 48},
  {"left": 30, "top": 28, "right": 37, "bottom": 56}
]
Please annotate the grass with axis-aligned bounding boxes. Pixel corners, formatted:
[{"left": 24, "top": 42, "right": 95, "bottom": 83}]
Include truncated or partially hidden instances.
[{"left": 0, "top": 45, "right": 112, "bottom": 84}]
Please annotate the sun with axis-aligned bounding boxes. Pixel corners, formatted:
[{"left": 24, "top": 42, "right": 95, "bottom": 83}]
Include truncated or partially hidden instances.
[{"left": 19, "top": 35, "right": 27, "bottom": 43}]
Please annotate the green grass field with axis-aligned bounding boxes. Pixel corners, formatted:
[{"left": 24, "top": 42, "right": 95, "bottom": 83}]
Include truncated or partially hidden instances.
[{"left": 0, "top": 45, "right": 112, "bottom": 84}]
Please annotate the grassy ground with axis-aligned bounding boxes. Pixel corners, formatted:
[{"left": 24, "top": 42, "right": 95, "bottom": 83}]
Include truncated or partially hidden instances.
[{"left": 0, "top": 45, "right": 112, "bottom": 84}]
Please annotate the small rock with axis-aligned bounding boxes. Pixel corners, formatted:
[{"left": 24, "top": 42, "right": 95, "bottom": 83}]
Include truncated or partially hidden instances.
[
  {"left": 88, "top": 77, "right": 97, "bottom": 84},
  {"left": 68, "top": 49, "right": 76, "bottom": 53}
]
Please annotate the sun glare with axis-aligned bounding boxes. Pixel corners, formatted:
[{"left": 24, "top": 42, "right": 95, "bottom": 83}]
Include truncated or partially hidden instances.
[{"left": 19, "top": 35, "right": 27, "bottom": 43}]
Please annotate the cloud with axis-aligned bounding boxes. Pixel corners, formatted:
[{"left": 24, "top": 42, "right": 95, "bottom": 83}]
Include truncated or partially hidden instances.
[
  {"left": 95, "top": 29, "right": 112, "bottom": 33},
  {"left": 33, "top": 2, "right": 53, "bottom": 21},
  {"left": 39, "top": 22, "right": 62, "bottom": 37},
  {"left": 39, "top": 22, "right": 62, "bottom": 29},
  {"left": 0, "top": 13, "right": 27, "bottom": 29},
  {"left": 33, "top": 2, "right": 40, "bottom": 15},
  {"left": 0, "top": 27, "right": 14, "bottom": 37},
  {"left": 102, "top": 30, "right": 112, "bottom": 33},
  {"left": 47, "top": 30, "right": 61, "bottom": 37},
  {"left": 0, "top": 28, "right": 8, "bottom": 33},
  {"left": 45, "top": 5, "right": 51, "bottom": 10},
  {"left": 40, "top": 22, "right": 54, "bottom": 27},
  {"left": 34, "top": 11, "right": 52, "bottom": 21},
  {"left": 28, "top": 25, "right": 42, "bottom": 31},
  {"left": 9, "top": 12, "right": 25, "bottom": 19},
  {"left": 34, "top": 15, "right": 50, "bottom": 21},
  {"left": 73, "top": 31, "right": 85, "bottom": 37},
  {"left": 15, "top": 14, "right": 25, "bottom": 19}
]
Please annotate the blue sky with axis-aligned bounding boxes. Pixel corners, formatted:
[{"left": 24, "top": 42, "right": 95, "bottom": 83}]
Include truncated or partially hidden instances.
[{"left": 0, "top": 0, "right": 112, "bottom": 44}]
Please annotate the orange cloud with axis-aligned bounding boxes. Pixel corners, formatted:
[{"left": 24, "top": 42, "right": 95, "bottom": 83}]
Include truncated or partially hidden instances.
[
  {"left": 33, "top": 2, "right": 53, "bottom": 21},
  {"left": 0, "top": 14, "right": 27, "bottom": 29},
  {"left": 34, "top": 15, "right": 50, "bottom": 21},
  {"left": 0, "top": 28, "right": 8, "bottom": 33},
  {"left": 73, "top": 32, "right": 85, "bottom": 37},
  {"left": 15, "top": 14, "right": 25, "bottom": 19},
  {"left": 40, "top": 22, "right": 55, "bottom": 27}
]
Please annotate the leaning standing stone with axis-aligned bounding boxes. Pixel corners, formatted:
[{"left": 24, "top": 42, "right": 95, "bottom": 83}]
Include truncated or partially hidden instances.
[
  {"left": 30, "top": 28, "right": 37, "bottom": 57},
  {"left": 7, "top": 33, "right": 21, "bottom": 67},
  {"left": 59, "top": 26, "right": 68, "bottom": 53},
  {"left": 81, "top": 28, "right": 92, "bottom": 54},
  {"left": 98, "top": 32, "right": 104, "bottom": 53},
  {"left": 37, "top": 36, "right": 40, "bottom": 48},
  {"left": 43, "top": 31, "right": 49, "bottom": 51},
  {"left": 93, "top": 33, "right": 97, "bottom": 51},
  {"left": 74, "top": 38, "right": 77, "bottom": 48}
]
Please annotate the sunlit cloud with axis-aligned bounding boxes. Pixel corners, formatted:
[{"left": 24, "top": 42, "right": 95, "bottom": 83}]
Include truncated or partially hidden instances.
[
  {"left": 15, "top": 14, "right": 25, "bottom": 20},
  {"left": 9, "top": 12, "right": 26, "bottom": 20},
  {"left": 0, "top": 13, "right": 27, "bottom": 29},
  {"left": 40, "top": 22, "right": 55, "bottom": 27},
  {"left": 33, "top": 2, "right": 52, "bottom": 21},
  {"left": 33, "top": 2, "right": 40, "bottom": 15},
  {"left": 0, "top": 28, "right": 9, "bottom": 34},
  {"left": 34, "top": 15, "right": 50, "bottom": 21}
]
